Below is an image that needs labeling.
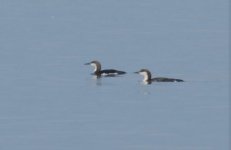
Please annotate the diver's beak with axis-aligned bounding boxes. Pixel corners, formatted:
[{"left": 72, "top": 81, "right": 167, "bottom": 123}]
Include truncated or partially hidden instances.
[
  {"left": 134, "top": 71, "right": 140, "bottom": 74},
  {"left": 84, "top": 62, "right": 91, "bottom": 65}
]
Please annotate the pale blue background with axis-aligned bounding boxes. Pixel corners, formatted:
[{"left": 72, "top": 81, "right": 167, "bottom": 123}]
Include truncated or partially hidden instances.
[{"left": 0, "top": 0, "right": 229, "bottom": 150}]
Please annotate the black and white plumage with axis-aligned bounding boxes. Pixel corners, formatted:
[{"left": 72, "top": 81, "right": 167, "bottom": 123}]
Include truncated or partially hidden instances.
[
  {"left": 135, "top": 69, "right": 184, "bottom": 84},
  {"left": 85, "top": 60, "right": 126, "bottom": 77}
]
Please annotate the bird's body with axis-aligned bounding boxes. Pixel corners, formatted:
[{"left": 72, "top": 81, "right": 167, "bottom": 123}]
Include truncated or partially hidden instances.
[
  {"left": 135, "top": 69, "right": 184, "bottom": 84},
  {"left": 151, "top": 77, "right": 184, "bottom": 82},
  {"left": 85, "top": 60, "right": 126, "bottom": 77},
  {"left": 97, "top": 69, "right": 126, "bottom": 76}
]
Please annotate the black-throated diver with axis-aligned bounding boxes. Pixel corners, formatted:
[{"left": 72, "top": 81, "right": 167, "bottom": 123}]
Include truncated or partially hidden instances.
[
  {"left": 135, "top": 69, "right": 184, "bottom": 84},
  {"left": 85, "top": 60, "right": 126, "bottom": 77}
]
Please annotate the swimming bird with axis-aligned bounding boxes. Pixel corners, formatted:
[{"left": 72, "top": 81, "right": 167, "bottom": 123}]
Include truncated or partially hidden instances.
[
  {"left": 135, "top": 69, "right": 184, "bottom": 84},
  {"left": 85, "top": 60, "right": 126, "bottom": 77}
]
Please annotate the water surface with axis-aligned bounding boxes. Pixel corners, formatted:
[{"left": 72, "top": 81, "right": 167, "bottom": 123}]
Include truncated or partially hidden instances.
[{"left": 0, "top": 0, "right": 229, "bottom": 150}]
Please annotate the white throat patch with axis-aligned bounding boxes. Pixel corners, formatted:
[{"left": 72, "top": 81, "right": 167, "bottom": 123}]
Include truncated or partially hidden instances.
[
  {"left": 139, "top": 72, "right": 149, "bottom": 81},
  {"left": 90, "top": 63, "right": 97, "bottom": 72}
]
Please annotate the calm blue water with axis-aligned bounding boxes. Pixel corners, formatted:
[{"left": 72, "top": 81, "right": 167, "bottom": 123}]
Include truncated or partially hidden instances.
[{"left": 0, "top": 0, "right": 229, "bottom": 150}]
